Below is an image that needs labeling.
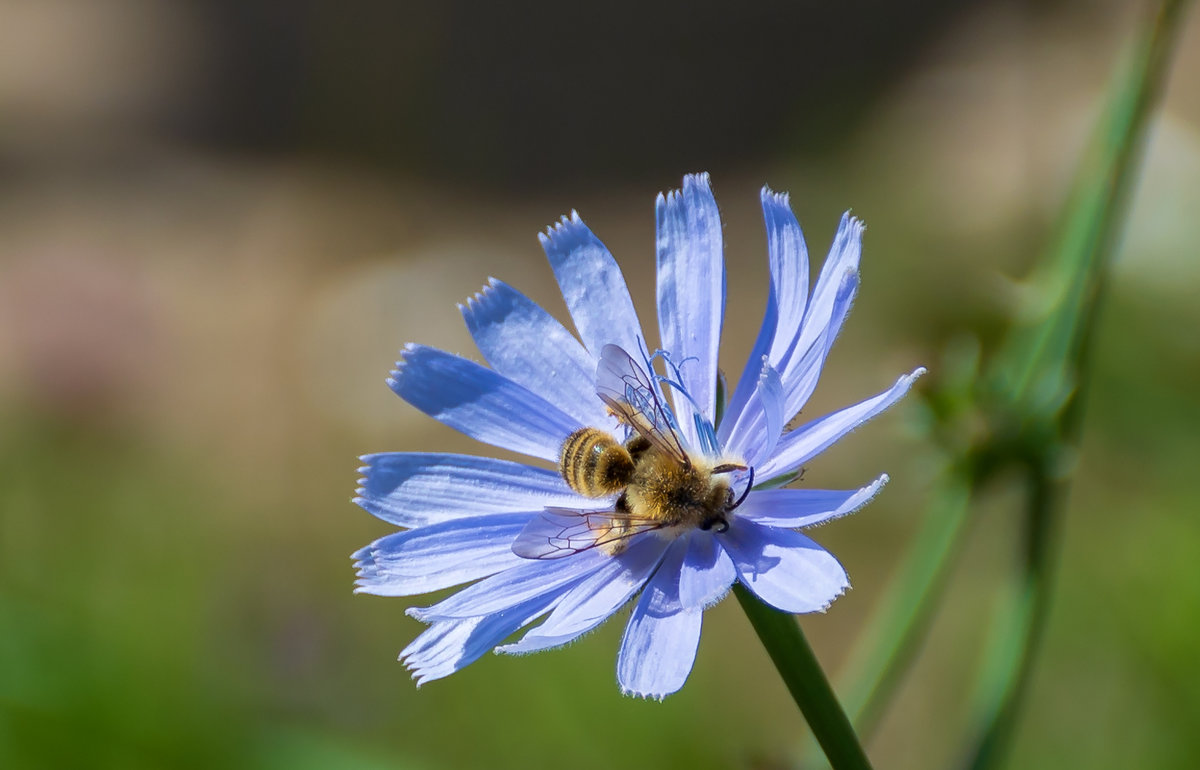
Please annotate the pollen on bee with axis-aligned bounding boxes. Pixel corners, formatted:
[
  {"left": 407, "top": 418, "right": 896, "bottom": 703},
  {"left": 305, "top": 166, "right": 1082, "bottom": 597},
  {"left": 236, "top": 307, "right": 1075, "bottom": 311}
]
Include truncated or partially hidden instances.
[{"left": 624, "top": 451, "right": 736, "bottom": 530}]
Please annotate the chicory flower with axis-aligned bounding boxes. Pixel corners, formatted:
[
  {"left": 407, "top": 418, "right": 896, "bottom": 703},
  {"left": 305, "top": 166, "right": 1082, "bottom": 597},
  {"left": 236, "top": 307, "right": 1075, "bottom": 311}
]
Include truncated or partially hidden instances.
[{"left": 353, "top": 173, "right": 923, "bottom": 698}]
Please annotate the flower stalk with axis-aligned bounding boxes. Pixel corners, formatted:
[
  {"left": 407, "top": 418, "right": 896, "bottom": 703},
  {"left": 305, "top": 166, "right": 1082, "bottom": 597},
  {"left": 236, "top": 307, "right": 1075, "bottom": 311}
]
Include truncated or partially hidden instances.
[{"left": 734, "top": 584, "right": 873, "bottom": 770}]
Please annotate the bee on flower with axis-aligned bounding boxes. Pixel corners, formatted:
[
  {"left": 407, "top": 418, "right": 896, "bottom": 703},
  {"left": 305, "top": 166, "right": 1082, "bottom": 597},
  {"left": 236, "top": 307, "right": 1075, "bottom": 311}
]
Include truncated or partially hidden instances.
[{"left": 353, "top": 173, "right": 924, "bottom": 699}]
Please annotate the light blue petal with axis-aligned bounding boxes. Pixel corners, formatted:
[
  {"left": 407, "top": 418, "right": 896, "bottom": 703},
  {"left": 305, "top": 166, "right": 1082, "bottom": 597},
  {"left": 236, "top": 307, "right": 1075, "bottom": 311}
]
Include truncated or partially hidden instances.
[
  {"left": 616, "top": 539, "right": 703, "bottom": 699},
  {"left": 461, "top": 278, "right": 607, "bottom": 427},
  {"left": 388, "top": 344, "right": 580, "bottom": 462},
  {"left": 400, "top": 618, "right": 478, "bottom": 685},
  {"left": 720, "top": 292, "right": 776, "bottom": 446},
  {"left": 779, "top": 268, "right": 858, "bottom": 420},
  {"left": 355, "top": 453, "right": 583, "bottom": 528},
  {"left": 655, "top": 173, "right": 724, "bottom": 449},
  {"left": 678, "top": 530, "right": 736, "bottom": 610},
  {"left": 722, "top": 188, "right": 808, "bottom": 439},
  {"left": 757, "top": 367, "right": 926, "bottom": 482},
  {"left": 540, "top": 211, "right": 644, "bottom": 359},
  {"left": 401, "top": 591, "right": 563, "bottom": 685},
  {"left": 719, "top": 518, "right": 848, "bottom": 613},
  {"left": 789, "top": 212, "right": 863, "bottom": 368},
  {"left": 737, "top": 474, "right": 889, "bottom": 528},
  {"left": 410, "top": 549, "right": 607, "bottom": 621},
  {"left": 731, "top": 215, "right": 861, "bottom": 436},
  {"left": 721, "top": 357, "right": 786, "bottom": 467},
  {"left": 352, "top": 512, "right": 535, "bottom": 597},
  {"left": 497, "top": 534, "right": 670, "bottom": 654},
  {"left": 762, "top": 188, "right": 811, "bottom": 360}
]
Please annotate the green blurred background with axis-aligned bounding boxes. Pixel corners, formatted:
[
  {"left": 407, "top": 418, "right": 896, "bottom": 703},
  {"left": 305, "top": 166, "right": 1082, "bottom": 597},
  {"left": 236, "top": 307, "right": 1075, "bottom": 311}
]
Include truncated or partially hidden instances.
[{"left": 2, "top": 1, "right": 1198, "bottom": 767}]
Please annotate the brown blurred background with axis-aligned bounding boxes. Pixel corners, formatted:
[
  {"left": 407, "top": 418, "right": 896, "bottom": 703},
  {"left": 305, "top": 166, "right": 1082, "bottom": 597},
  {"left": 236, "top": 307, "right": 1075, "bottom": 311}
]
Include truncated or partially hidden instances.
[{"left": 2, "top": 1, "right": 1199, "bottom": 768}]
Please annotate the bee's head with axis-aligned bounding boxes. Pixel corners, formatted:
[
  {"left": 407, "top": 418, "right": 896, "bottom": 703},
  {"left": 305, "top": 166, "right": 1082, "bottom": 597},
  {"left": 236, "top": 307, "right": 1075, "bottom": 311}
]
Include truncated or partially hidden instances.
[{"left": 699, "top": 466, "right": 754, "bottom": 534}]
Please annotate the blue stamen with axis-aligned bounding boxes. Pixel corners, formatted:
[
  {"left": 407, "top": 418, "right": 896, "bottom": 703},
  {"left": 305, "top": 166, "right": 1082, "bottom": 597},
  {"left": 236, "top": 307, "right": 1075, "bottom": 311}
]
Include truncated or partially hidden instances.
[
  {"left": 637, "top": 339, "right": 722, "bottom": 455},
  {"left": 693, "top": 412, "right": 721, "bottom": 456}
]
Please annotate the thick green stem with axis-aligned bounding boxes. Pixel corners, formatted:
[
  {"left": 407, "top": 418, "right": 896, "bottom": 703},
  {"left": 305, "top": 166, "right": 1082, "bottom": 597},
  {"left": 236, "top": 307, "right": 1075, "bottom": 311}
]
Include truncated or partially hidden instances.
[{"left": 733, "top": 584, "right": 873, "bottom": 770}]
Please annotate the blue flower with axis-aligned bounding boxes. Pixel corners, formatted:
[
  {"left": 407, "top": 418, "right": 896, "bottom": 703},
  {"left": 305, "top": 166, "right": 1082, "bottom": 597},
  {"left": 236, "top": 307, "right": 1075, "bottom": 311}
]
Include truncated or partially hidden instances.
[{"left": 353, "top": 173, "right": 924, "bottom": 699}]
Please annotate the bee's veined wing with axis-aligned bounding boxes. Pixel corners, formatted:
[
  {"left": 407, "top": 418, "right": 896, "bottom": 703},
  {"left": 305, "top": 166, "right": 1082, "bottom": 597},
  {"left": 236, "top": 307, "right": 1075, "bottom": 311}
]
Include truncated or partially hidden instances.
[
  {"left": 595, "top": 343, "right": 689, "bottom": 466},
  {"left": 511, "top": 507, "right": 665, "bottom": 560}
]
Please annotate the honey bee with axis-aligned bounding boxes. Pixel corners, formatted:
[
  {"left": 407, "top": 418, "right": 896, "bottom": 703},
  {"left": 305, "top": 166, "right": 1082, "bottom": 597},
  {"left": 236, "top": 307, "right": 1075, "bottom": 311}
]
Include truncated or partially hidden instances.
[{"left": 512, "top": 344, "right": 752, "bottom": 560}]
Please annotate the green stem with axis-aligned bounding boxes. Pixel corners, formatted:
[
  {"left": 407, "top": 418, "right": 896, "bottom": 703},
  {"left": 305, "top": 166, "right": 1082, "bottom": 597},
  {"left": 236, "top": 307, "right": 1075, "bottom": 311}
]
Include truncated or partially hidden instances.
[
  {"left": 998, "top": 0, "right": 1192, "bottom": 402},
  {"left": 962, "top": 469, "right": 1060, "bottom": 770},
  {"left": 808, "top": 3, "right": 1190, "bottom": 765},
  {"left": 734, "top": 584, "right": 873, "bottom": 770},
  {"left": 838, "top": 463, "right": 974, "bottom": 737},
  {"left": 961, "top": 2, "right": 1191, "bottom": 767}
]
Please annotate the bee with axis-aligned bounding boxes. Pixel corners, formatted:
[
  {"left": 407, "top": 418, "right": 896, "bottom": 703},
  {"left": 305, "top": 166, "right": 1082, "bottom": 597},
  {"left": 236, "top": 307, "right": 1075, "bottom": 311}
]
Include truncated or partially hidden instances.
[{"left": 512, "top": 344, "right": 752, "bottom": 560}]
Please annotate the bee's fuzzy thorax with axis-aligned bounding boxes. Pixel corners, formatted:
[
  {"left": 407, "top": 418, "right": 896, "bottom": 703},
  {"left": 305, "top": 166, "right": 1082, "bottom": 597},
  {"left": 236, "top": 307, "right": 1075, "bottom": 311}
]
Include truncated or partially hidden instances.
[{"left": 625, "top": 448, "right": 733, "bottom": 529}]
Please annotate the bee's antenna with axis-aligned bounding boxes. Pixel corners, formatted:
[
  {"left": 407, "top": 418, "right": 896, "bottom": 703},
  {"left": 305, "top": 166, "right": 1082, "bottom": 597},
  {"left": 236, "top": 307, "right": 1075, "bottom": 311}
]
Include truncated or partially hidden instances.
[{"left": 728, "top": 467, "right": 755, "bottom": 511}]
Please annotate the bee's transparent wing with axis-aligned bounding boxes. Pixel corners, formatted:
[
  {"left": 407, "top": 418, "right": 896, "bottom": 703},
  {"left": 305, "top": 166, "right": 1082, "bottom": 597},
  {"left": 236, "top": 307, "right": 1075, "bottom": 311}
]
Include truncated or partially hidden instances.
[
  {"left": 595, "top": 343, "right": 689, "bottom": 466},
  {"left": 511, "top": 507, "right": 665, "bottom": 560}
]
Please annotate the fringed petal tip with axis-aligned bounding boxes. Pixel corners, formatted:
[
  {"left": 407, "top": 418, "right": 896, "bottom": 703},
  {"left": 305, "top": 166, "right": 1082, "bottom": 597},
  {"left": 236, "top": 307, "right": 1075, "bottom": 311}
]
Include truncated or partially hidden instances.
[
  {"left": 759, "top": 365, "right": 928, "bottom": 481},
  {"left": 350, "top": 545, "right": 385, "bottom": 594},
  {"left": 395, "top": 341, "right": 420, "bottom": 362},
  {"left": 353, "top": 457, "right": 378, "bottom": 502},
  {"left": 739, "top": 470, "right": 892, "bottom": 530},
  {"left": 619, "top": 685, "right": 671, "bottom": 702},
  {"left": 691, "top": 585, "right": 732, "bottom": 613},
  {"left": 384, "top": 344, "right": 419, "bottom": 388},
  {"left": 537, "top": 210, "right": 588, "bottom": 246},
  {"left": 760, "top": 185, "right": 790, "bottom": 207},
  {"left": 351, "top": 559, "right": 379, "bottom": 595},
  {"left": 457, "top": 276, "right": 504, "bottom": 316},
  {"left": 351, "top": 464, "right": 368, "bottom": 496},
  {"left": 683, "top": 171, "right": 712, "bottom": 193},
  {"left": 802, "top": 473, "right": 890, "bottom": 531},
  {"left": 823, "top": 579, "right": 851, "bottom": 611},
  {"left": 898, "top": 367, "right": 928, "bottom": 399},
  {"left": 399, "top": 648, "right": 432, "bottom": 686},
  {"left": 807, "top": 581, "right": 850, "bottom": 614},
  {"left": 736, "top": 574, "right": 850, "bottom": 615},
  {"left": 656, "top": 172, "right": 714, "bottom": 208},
  {"left": 399, "top": 649, "right": 436, "bottom": 687},
  {"left": 393, "top": 341, "right": 423, "bottom": 364}
]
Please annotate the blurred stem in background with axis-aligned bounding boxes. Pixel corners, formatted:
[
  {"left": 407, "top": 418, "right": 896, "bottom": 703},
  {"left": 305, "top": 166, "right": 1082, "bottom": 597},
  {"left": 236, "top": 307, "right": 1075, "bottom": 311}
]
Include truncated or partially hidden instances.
[
  {"left": 962, "top": 1, "right": 1191, "bottom": 766},
  {"left": 797, "top": 0, "right": 1192, "bottom": 767}
]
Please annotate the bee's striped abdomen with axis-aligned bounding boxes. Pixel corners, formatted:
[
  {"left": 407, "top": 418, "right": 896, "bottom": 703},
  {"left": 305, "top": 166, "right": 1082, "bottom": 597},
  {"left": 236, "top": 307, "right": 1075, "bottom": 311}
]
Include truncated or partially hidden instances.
[{"left": 560, "top": 427, "right": 635, "bottom": 497}]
